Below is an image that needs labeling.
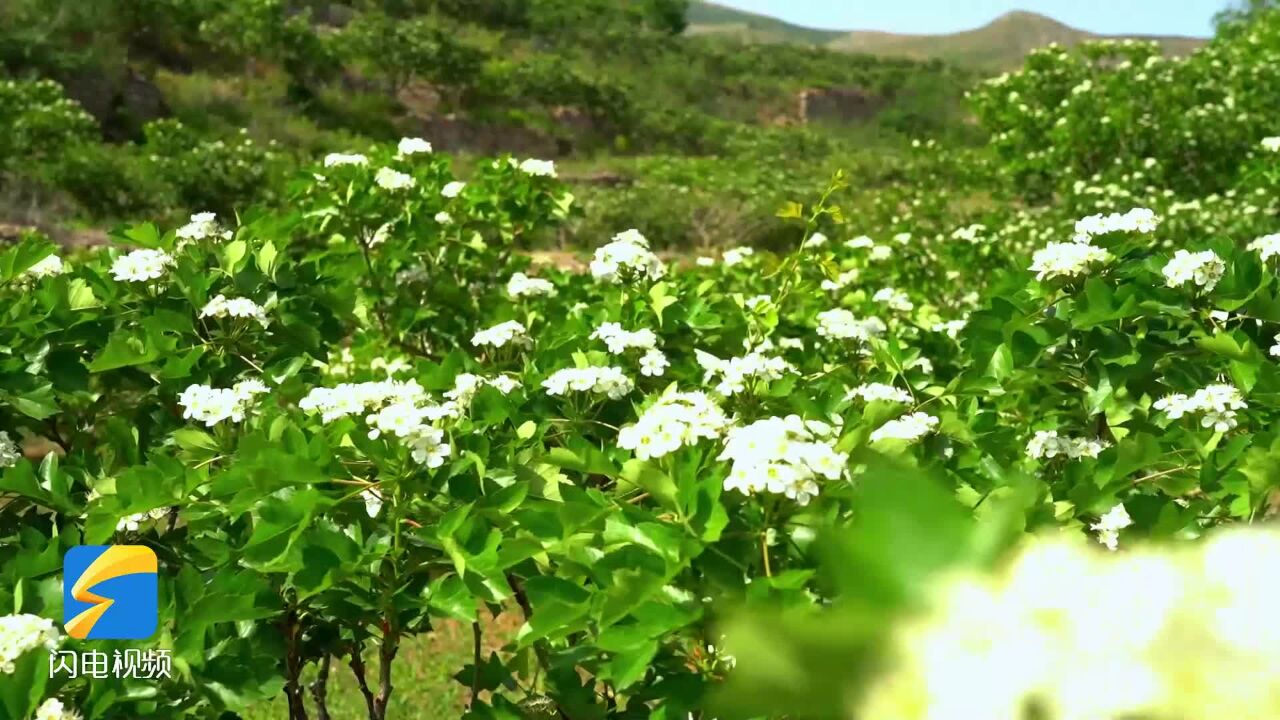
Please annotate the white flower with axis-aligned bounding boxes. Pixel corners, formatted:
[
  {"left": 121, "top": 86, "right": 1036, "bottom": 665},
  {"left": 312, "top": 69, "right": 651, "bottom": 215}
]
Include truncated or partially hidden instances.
[
  {"left": 847, "top": 383, "right": 913, "bottom": 404},
  {"left": 893, "top": 232, "right": 912, "bottom": 246},
  {"left": 618, "top": 390, "right": 728, "bottom": 460},
  {"left": 407, "top": 426, "right": 451, "bottom": 467},
  {"left": 591, "top": 322, "right": 658, "bottom": 354},
  {"left": 1091, "top": 503, "right": 1133, "bottom": 551},
  {"left": 1248, "top": 233, "right": 1280, "bottom": 262},
  {"left": 542, "top": 366, "right": 634, "bottom": 400},
  {"left": 696, "top": 256, "right": 716, "bottom": 267},
  {"left": 179, "top": 380, "right": 269, "bottom": 426},
  {"left": 718, "top": 415, "right": 847, "bottom": 506},
  {"left": 869, "top": 245, "right": 893, "bottom": 261},
  {"left": 444, "top": 373, "right": 520, "bottom": 406},
  {"left": 175, "top": 212, "right": 222, "bottom": 242},
  {"left": 397, "top": 137, "right": 432, "bottom": 156},
  {"left": 471, "top": 320, "right": 530, "bottom": 349},
  {"left": 115, "top": 507, "right": 169, "bottom": 533},
  {"left": 299, "top": 380, "right": 426, "bottom": 423},
  {"left": 110, "top": 249, "right": 174, "bottom": 283},
  {"left": 639, "top": 348, "right": 669, "bottom": 377},
  {"left": 870, "top": 412, "right": 939, "bottom": 443},
  {"left": 200, "top": 295, "right": 269, "bottom": 327},
  {"left": 590, "top": 230, "right": 666, "bottom": 284},
  {"left": 1025, "top": 430, "right": 1109, "bottom": 461},
  {"left": 361, "top": 488, "right": 383, "bottom": 517},
  {"left": 518, "top": 158, "right": 557, "bottom": 177},
  {"left": 695, "top": 347, "right": 796, "bottom": 396},
  {"left": 1271, "top": 333, "right": 1280, "bottom": 358},
  {"left": 846, "top": 235, "right": 875, "bottom": 249},
  {"left": 434, "top": 211, "right": 453, "bottom": 225},
  {"left": 803, "top": 232, "right": 828, "bottom": 248},
  {"left": 873, "top": 287, "right": 914, "bottom": 313},
  {"left": 0, "top": 431, "right": 20, "bottom": 468},
  {"left": 1029, "top": 242, "right": 1112, "bottom": 281},
  {"left": 34, "top": 697, "right": 81, "bottom": 720},
  {"left": 722, "top": 246, "right": 755, "bottom": 266},
  {"left": 821, "top": 269, "right": 859, "bottom": 292},
  {"left": 951, "top": 224, "right": 988, "bottom": 244},
  {"left": 375, "top": 167, "right": 415, "bottom": 191},
  {"left": 441, "top": 181, "right": 466, "bottom": 198},
  {"left": 1073, "top": 208, "right": 1160, "bottom": 240},
  {"left": 1153, "top": 383, "right": 1246, "bottom": 431},
  {"left": 933, "top": 319, "right": 968, "bottom": 338},
  {"left": 507, "top": 272, "right": 557, "bottom": 298},
  {"left": 1162, "top": 250, "right": 1225, "bottom": 292},
  {"left": 1261, "top": 137, "right": 1280, "bottom": 153},
  {"left": 816, "top": 309, "right": 886, "bottom": 342},
  {"left": 323, "top": 152, "right": 368, "bottom": 168},
  {"left": 23, "top": 254, "right": 65, "bottom": 280},
  {"left": 0, "top": 614, "right": 60, "bottom": 674}
]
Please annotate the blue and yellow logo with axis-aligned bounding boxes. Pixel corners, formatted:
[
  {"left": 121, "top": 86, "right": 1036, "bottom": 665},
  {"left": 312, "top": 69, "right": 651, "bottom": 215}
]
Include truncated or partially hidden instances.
[{"left": 63, "top": 545, "right": 158, "bottom": 640}]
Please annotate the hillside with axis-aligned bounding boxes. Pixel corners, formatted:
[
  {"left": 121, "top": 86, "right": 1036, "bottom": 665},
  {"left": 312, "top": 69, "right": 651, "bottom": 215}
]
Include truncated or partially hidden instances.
[
  {"left": 685, "top": 2, "right": 845, "bottom": 45},
  {"left": 689, "top": 4, "right": 1208, "bottom": 70}
]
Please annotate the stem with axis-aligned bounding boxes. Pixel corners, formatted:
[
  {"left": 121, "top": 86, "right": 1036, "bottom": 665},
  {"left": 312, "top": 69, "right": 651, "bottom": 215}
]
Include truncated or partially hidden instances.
[
  {"left": 310, "top": 654, "right": 332, "bottom": 720},
  {"left": 470, "top": 620, "right": 483, "bottom": 708},
  {"left": 282, "top": 610, "right": 310, "bottom": 720},
  {"left": 760, "top": 532, "right": 772, "bottom": 578},
  {"left": 349, "top": 646, "right": 378, "bottom": 720}
]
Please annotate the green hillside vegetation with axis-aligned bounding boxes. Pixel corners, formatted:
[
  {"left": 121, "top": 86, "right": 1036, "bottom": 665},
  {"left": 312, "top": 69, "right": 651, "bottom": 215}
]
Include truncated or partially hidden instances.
[
  {"left": 0, "top": 0, "right": 977, "bottom": 248},
  {"left": 684, "top": 1, "right": 845, "bottom": 44},
  {"left": 689, "top": 3, "right": 1208, "bottom": 70}
]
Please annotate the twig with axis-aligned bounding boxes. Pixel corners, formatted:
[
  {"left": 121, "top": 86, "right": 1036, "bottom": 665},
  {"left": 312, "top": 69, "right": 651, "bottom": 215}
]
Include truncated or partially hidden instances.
[
  {"left": 348, "top": 646, "right": 378, "bottom": 720},
  {"left": 470, "top": 620, "right": 483, "bottom": 708},
  {"left": 310, "top": 654, "right": 332, "bottom": 720}
]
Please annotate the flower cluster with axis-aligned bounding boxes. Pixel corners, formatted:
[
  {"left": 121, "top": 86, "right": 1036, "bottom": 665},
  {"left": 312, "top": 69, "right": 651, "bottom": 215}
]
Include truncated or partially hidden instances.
[
  {"left": 1073, "top": 207, "right": 1160, "bottom": 240},
  {"left": 200, "top": 295, "right": 269, "bottom": 327},
  {"left": 35, "top": 697, "right": 81, "bottom": 720},
  {"left": 719, "top": 416, "right": 847, "bottom": 506},
  {"left": 617, "top": 390, "right": 729, "bottom": 460},
  {"left": 22, "top": 254, "right": 65, "bottom": 281},
  {"left": 542, "top": 366, "right": 634, "bottom": 399},
  {"left": 816, "top": 309, "right": 887, "bottom": 342},
  {"left": 1248, "top": 233, "right": 1280, "bottom": 262},
  {"left": 873, "top": 287, "right": 914, "bottom": 313},
  {"left": 397, "top": 137, "right": 432, "bottom": 156},
  {"left": 589, "top": 230, "right": 666, "bottom": 284},
  {"left": 110, "top": 249, "right": 174, "bottom": 283},
  {"left": 365, "top": 402, "right": 452, "bottom": 467},
  {"left": 323, "top": 152, "right": 368, "bottom": 168},
  {"left": 1025, "top": 430, "right": 1109, "bottom": 461},
  {"left": 518, "top": 158, "right": 557, "bottom": 177},
  {"left": 175, "top": 212, "right": 229, "bottom": 243},
  {"left": 0, "top": 613, "right": 60, "bottom": 674},
  {"left": 1162, "top": 249, "right": 1225, "bottom": 292},
  {"left": 506, "top": 272, "right": 556, "bottom": 299},
  {"left": 471, "top": 321, "right": 531, "bottom": 349},
  {"left": 374, "top": 167, "right": 415, "bottom": 191},
  {"left": 117, "top": 508, "right": 171, "bottom": 533},
  {"left": 1028, "top": 241, "right": 1112, "bottom": 281},
  {"left": 178, "top": 379, "right": 269, "bottom": 426},
  {"left": 860, "top": 528, "right": 1280, "bottom": 720},
  {"left": 695, "top": 347, "right": 796, "bottom": 396},
  {"left": 299, "top": 380, "right": 426, "bottom": 423},
  {"left": 1153, "top": 383, "right": 1247, "bottom": 432},
  {"left": 846, "top": 383, "right": 913, "bottom": 404},
  {"left": 820, "top": 268, "right": 859, "bottom": 292},
  {"left": 444, "top": 373, "right": 520, "bottom": 406},
  {"left": 591, "top": 323, "right": 657, "bottom": 354},
  {"left": 0, "top": 431, "right": 20, "bottom": 468},
  {"left": 722, "top": 246, "right": 754, "bottom": 266},
  {"left": 1091, "top": 503, "right": 1133, "bottom": 551},
  {"left": 869, "top": 412, "right": 939, "bottom": 444},
  {"left": 441, "top": 181, "right": 466, "bottom": 198}
]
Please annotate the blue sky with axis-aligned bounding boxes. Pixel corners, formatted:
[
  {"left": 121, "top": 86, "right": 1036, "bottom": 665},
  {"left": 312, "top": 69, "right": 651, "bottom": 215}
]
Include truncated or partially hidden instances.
[{"left": 710, "top": 1, "right": 1231, "bottom": 38}]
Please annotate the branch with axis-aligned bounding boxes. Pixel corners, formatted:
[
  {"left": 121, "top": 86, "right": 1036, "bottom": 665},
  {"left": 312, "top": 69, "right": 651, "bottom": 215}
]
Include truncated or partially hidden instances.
[
  {"left": 310, "top": 653, "right": 332, "bottom": 720},
  {"left": 374, "top": 623, "right": 400, "bottom": 720},
  {"left": 470, "top": 620, "right": 483, "bottom": 708},
  {"left": 282, "top": 611, "right": 310, "bottom": 720},
  {"left": 348, "top": 645, "right": 378, "bottom": 720}
]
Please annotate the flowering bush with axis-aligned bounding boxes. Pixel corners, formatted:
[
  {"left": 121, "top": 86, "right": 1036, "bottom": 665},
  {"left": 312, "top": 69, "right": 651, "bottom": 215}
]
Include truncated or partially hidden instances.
[{"left": 7, "top": 14, "right": 1280, "bottom": 713}]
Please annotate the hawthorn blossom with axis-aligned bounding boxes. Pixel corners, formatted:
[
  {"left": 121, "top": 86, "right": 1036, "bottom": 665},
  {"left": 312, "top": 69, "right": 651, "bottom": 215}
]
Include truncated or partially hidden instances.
[
  {"left": 323, "top": 152, "right": 368, "bottom": 168},
  {"left": 0, "top": 432, "right": 19, "bottom": 468},
  {"left": 617, "top": 390, "right": 728, "bottom": 460},
  {"left": 179, "top": 380, "right": 269, "bottom": 426},
  {"left": 0, "top": 614, "right": 60, "bottom": 674},
  {"left": 110, "top": 249, "right": 174, "bottom": 283},
  {"left": 1029, "top": 242, "right": 1112, "bottom": 281},
  {"left": 471, "top": 320, "right": 530, "bottom": 349},
  {"left": 200, "top": 295, "right": 269, "bottom": 327},
  {"left": 541, "top": 366, "right": 633, "bottom": 399},
  {"left": 374, "top": 167, "right": 415, "bottom": 191},
  {"left": 1091, "top": 503, "right": 1133, "bottom": 551},
  {"left": 507, "top": 272, "right": 556, "bottom": 298},
  {"left": 1248, "top": 233, "right": 1280, "bottom": 262},
  {"left": 1162, "top": 250, "right": 1225, "bottom": 292},
  {"left": 590, "top": 230, "right": 666, "bottom": 284},
  {"left": 870, "top": 412, "right": 939, "bottom": 443},
  {"left": 1025, "top": 430, "right": 1108, "bottom": 460},
  {"left": 518, "top": 159, "right": 557, "bottom": 177},
  {"left": 816, "top": 309, "right": 887, "bottom": 342},
  {"left": 397, "top": 137, "right": 432, "bottom": 156},
  {"left": 441, "top": 181, "right": 466, "bottom": 198},
  {"left": 719, "top": 415, "right": 846, "bottom": 506}
]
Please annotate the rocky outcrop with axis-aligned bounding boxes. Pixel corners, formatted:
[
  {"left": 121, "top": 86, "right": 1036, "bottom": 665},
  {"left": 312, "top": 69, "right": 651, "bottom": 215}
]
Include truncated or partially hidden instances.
[
  {"left": 797, "top": 87, "right": 886, "bottom": 125},
  {"left": 62, "top": 68, "right": 169, "bottom": 142}
]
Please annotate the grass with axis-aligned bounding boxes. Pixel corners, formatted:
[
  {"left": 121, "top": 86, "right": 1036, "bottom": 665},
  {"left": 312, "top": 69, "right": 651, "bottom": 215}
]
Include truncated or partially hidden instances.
[{"left": 241, "top": 611, "right": 522, "bottom": 720}]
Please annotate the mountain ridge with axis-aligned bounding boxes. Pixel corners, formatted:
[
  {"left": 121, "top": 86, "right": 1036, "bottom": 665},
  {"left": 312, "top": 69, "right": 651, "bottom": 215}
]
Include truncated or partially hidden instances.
[{"left": 686, "top": 3, "right": 1208, "bottom": 70}]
